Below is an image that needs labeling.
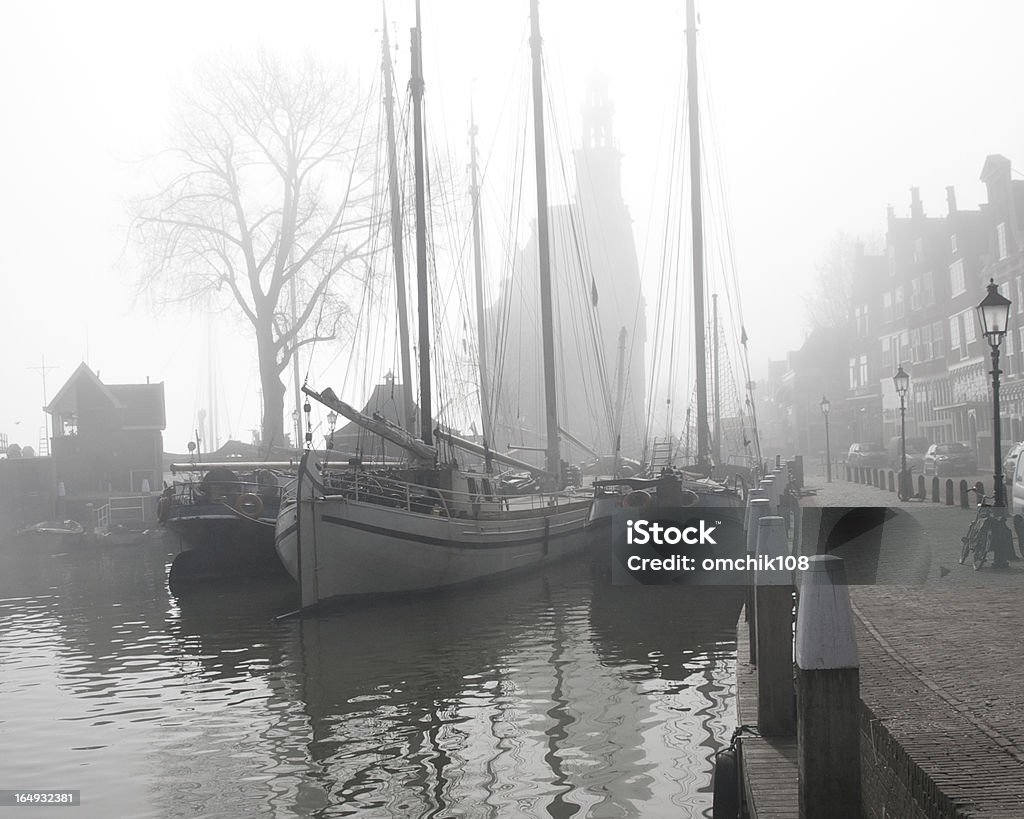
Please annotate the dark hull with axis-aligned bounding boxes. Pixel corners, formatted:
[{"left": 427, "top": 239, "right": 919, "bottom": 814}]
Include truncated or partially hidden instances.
[{"left": 165, "top": 508, "right": 289, "bottom": 585}]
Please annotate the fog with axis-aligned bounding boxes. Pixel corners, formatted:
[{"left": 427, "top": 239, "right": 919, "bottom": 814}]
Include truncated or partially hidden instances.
[{"left": 2, "top": 0, "right": 1022, "bottom": 451}]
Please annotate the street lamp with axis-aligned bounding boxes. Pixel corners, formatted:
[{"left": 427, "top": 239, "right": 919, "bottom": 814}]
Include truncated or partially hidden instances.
[
  {"left": 327, "top": 410, "right": 338, "bottom": 451},
  {"left": 291, "top": 409, "right": 300, "bottom": 451},
  {"left": 820, "top": 395, "right": 831, "bottom": 483},
  {"left": 893, "top": 364, "right": 910, "bottom": 500},
  {"left": 977, "top": 278, "right": 1012, "bottom": 507}
]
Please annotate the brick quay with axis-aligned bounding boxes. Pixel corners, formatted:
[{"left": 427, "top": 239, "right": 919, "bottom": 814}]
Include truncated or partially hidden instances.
[{"left": 733, "top": 470, "right": 1024, "bottom": 818}]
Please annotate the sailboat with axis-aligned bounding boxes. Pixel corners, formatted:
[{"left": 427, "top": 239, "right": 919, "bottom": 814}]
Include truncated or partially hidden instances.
[
  {"left": 589, "top": 0, "right": 751, "bottom": 528},
  {"left": 274, "top": 0, "right": 591, "bottom": 606}
]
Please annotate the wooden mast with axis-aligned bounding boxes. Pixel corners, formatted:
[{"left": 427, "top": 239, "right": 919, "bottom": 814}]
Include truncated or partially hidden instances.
[
  {"left": 686, "top": 0, "right": 710, "bottom": 468},
  {"left": 411, "top": 0, "right": 432, "bottom": 447},
  {"left": 713, "top": 291, "right": 721, "bottom": 463},
  {"left": 469, "top": 106, "right": 494, "bottom": 448},
  {"left": 382, "top": 7, "right": 416, "bottom": 436},
  {"left": 529, "top": 0, "right": 561, "bottom": 486}
]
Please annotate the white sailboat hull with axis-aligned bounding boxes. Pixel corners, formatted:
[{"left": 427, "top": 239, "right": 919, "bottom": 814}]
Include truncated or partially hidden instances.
[{"left": 275, "top": 456, "right": 590, "bottom": 606}]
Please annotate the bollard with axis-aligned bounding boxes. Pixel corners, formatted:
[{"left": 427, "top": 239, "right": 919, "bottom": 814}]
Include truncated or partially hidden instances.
[
  {"left": 795, "top": 555, "right": 860, "bottom": 818},
  {"left": 746, "top": 497, "right": 773, "bottom": 663},
  {"left": 845, "top": 464, "right": 851, "bottom": 481},
  {"left": 959, "top": 480, "right": 969, "bottom": 509},
  {"left": 945, "top": 479, "right": 954, "bottom": 506},
  {"left": 759, "top": 478, "right": 778, "bottom": 513},
  {"left": 917, "top": 474, "right": 925, "bottom": 500},
  {"left": 887, "top": 471, "right": 895, "bottom": 492},
  {"left": 932, "top": 476, "right": 940, "bottom": 503},
  {"left": 755, "top": 516, "right": 796, "bottom": 736}
]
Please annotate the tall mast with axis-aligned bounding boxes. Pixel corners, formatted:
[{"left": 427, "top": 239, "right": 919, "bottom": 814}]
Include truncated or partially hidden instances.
[
  {"left": 686, "top": 0, "right": 709, "bottom": 468},
  {"left": 712, "top": 292, "right": 720, "bottom": 464},
  {"left": 613, "top": 326, "right": 628, "bottom": 475},
  {"left": 382, "top": 7, "right": 416, "bottom": 435},
  {"left": 529, "top": 0, "right": 561, "bottom": 485},
  {"left": 411, "top": 0, "right": 432, "bottom": 447},
  {"left": 469, "top": 106, "right": 494, "bottom": 447}
]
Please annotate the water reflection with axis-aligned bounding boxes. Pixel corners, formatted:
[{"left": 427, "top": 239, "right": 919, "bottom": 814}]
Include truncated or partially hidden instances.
[{"left": 0, "top": 533, "right": 742, "bottom": 817}]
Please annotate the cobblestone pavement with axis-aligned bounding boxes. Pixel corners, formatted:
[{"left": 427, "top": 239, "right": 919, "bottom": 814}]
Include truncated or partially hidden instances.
[{"left": 796, "top": 473, "right": 1024, "bottom": 815}]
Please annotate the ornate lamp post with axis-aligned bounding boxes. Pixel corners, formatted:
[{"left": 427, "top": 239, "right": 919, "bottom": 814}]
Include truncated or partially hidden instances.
[
  {"left": 893, "top": 364, "right": 910, "bottom": 500},
  {"left": 977, "top": 278, "right": 1013, "bottom": 507},
  {"left": 291, "top": 409, "right": 300, "bottom": 451},
  {"left": 820, "top": 395, "right": 831, "bottom": 483}
]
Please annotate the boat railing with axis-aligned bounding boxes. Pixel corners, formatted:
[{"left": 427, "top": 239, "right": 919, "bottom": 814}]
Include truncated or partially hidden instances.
[
  {"left": 165, "top": 477, "right": 288, "bottom": 511},
  {"left": 320, "top": 468, "right": 580, "bottom": 518}
]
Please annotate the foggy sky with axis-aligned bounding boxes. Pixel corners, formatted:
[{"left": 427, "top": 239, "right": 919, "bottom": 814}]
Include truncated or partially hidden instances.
[{"left": 2, "top": 0, "right": 1022, "bottom": 451}]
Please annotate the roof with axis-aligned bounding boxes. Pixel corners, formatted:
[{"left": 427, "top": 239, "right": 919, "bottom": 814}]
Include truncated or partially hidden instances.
[{"left": 45, "top": 362, "right": 165, "bottom": 430}]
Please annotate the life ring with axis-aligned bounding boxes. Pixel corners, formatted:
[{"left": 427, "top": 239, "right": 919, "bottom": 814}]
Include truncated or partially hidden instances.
[
  {"left": 234, "top": 493, "right": 263, "bottom": 517},
  {"left": 622, "top": 491, "right": 651, "bottom": 509},
  {"left": 679, "top": 489, "right": 700, "bottom": 507}
]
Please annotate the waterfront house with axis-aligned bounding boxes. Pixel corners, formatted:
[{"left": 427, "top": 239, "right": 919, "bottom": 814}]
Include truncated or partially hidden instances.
[{"left": 45, "top": 363, "right": 166, "bottom": 496}]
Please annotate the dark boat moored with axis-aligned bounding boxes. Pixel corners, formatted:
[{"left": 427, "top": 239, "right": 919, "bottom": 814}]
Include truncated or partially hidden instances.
[{"left": 160, "top": 463, "right": 294, "bottom": 587}]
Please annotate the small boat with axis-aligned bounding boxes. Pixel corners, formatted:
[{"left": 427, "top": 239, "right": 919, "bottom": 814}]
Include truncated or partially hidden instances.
[
  {"left": 17, "top": 519, "right": 86, "bottom": 537},
  {"left": 160, "top": 462, "right": 295, "bottom": 585},
  {"left": 15, "top": 519, "right": 86, "bottom": 550}
]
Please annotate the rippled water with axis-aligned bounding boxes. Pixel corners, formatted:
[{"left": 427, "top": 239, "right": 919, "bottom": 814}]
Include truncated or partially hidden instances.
[{"left": 0, "top": 531, "right": 742, "bottom": 818}]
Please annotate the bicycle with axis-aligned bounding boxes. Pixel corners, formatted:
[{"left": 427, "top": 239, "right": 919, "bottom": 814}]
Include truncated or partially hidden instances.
[{"left": 960, "top": 488, "right": 995, "bottom": 570}]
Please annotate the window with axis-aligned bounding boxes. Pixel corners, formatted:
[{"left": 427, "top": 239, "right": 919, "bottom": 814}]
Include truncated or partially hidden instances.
[
  {"left": 949, "top": 259, "right": 965, "bottom": 296},
  {"left": 932, "top": 320, "right": 944, "bottom": 357},
  {"left": 998, "top": 222, "right": 1008, "bottom": 260},
  {"left": 883, "top": 292, "right": 893, "bottom": 323},
  {"left": 910, "top": 328, "right": 921, "bottom": 362},
  {"left": 1017, "top": 275, "right": 1024, "bottom": 313},
  {"left": 859, "top": 355, "right": 868, "bottom": 387},
  {"left": 848, "top": 357, "right": 858, "bottom": 390},
  {"left": 881, "top": 336, "right": 892, "bottom": 370},
  {"left": 923, "top": 271, "right": 935, "bottom": 306},
  {"left": 951, "top": 233, "right": 958, "bottom": 254},
  {"left": 899, "top": 330, "right": 909, "bottom": 363},
  {"left": 964, "top": 310, "right": 976, "bottom": 343},
  {"left": 895, "top": 286, "right": 905, "bottom": 318},
  {"left": 921, "top": 324, "right": 933, "bottom": 360},
  {"left": 855, "top": 306, "right": 869, "bottom": 338},
  {"left": 950, "top": 315, "right": 961, "bottom": 351},
  {"left": 911, "top": 278, "right": 921, "bottom": 311}
]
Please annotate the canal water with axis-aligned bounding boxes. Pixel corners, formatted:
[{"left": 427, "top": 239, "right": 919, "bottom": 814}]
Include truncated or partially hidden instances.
[{"left": 0, "top": 532, "right": 744, "bottom": 818}]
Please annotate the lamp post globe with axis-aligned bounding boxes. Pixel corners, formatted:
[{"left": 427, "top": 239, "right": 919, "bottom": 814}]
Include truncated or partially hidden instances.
[
  {"left": 977, "top": 279, "right": 1012, "bottom": 507},
  {"left": 893, "top": 364, "right": 910, "bottom": 500},
  {"left": 820, "top": 395, "right": 832, "bottom": 483}
]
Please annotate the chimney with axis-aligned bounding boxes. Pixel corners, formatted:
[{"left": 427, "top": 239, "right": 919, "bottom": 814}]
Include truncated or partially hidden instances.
[
  {"left": 946, "top": 186, "right": 957, "bottom": 215},
  {"left": 910, "top": 187, "right": 924, "bottom": 219}
]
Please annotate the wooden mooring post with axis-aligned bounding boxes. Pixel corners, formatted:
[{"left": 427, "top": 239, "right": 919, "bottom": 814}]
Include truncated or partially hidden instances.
[
  {"left": 754, "top": 516, "right": 795, "bottom": 736},
  {"left": 795, "top": 554, "right": 860, "bottom": 818},
  {"left": 745, "top": 496, "right": 772, "bottom": 663}
]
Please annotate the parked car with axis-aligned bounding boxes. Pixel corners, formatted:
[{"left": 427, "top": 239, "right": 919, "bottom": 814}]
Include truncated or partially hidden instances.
[
  {"left": 922, "top": 442, "right": 977, "bottom": 477},
  {"left": 847, "top": 442, "right": 887, "bottom": 469},
  {"left": 1003, "top": 441, "right": 1024, "bottom": 486},
  {"left": 886, "top": 436, "right": 930, "bottom": 472}
]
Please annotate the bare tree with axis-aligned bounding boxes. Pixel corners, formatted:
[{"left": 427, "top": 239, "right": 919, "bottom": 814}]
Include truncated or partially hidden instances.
[
  {"left": 803, "top": 231, "right": 882, "bottom": 329},
  {"left": 132, "top": 52, "right": 376, "bottom": 450}
]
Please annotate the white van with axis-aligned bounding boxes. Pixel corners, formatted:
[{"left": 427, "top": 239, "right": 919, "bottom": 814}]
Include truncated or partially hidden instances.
[{"left": 1009, "top": 442, "right": 1024, "bottom": 512}]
